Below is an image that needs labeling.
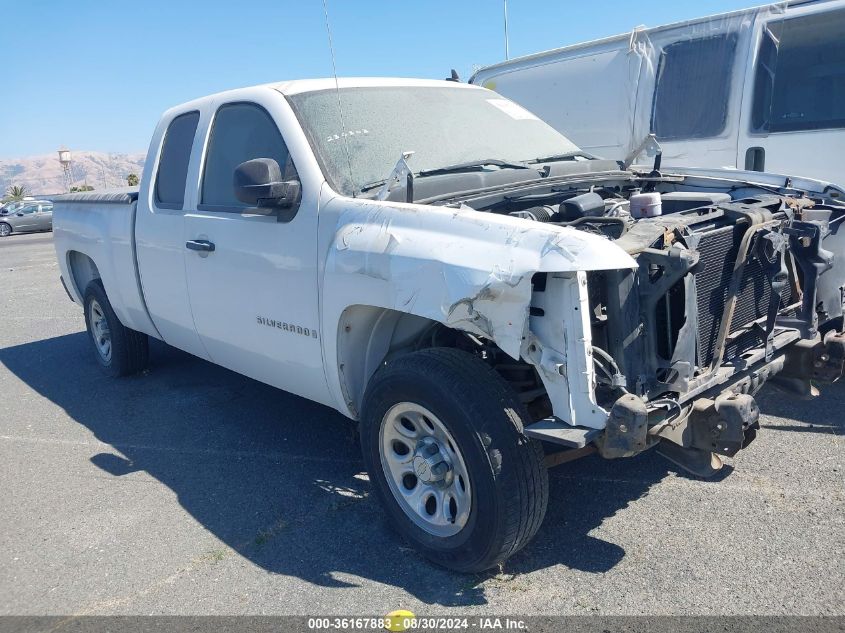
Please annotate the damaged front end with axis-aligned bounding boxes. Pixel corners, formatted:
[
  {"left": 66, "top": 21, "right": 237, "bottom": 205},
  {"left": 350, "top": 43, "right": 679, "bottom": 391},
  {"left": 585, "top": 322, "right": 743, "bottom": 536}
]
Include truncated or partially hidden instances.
[
  {"left": 516, "top": 190, "right": 845, "bottom": 475},
  {"left": 325, "top": 167, "right": 845, "bottom": 477}
]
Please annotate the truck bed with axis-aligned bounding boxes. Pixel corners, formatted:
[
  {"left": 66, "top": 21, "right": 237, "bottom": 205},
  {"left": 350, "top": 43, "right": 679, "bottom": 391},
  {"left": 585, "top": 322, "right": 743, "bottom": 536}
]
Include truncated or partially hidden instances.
[{"left": 52, "top": 186, "right": 159, "bottom": 339}]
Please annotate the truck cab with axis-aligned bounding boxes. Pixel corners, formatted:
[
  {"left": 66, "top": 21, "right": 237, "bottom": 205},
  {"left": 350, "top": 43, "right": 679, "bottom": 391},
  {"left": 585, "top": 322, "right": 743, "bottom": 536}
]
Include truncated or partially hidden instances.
[{"left": 134, "top": 89, "right": 329, "bottom": 404}]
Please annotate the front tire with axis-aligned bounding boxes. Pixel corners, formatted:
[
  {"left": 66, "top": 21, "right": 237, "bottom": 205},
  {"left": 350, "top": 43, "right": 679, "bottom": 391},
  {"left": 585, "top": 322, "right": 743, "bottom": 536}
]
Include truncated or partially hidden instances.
[
  {"left": 0, "top": 222, "right": 11, "bottom": 237},
  {"left": 83, "top": 280, "right": 149, "bottom": 377},
  {"left": 361, "top": 348, "right": 548, "bottom": 572}
]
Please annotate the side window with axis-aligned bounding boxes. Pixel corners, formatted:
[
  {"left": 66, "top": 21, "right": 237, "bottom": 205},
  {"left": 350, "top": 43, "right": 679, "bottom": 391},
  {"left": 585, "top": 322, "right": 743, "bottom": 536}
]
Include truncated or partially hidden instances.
[
  {"left": 200, "top": 102, "right": 295, "bottom": 211},
  {"left": 20, "top": 205, "right": 36, "bottom": 215},
  {"left": 155, "top": 111, "right": 200, "bottom": 209},
  {"left": 752, "top": 9, "right": 845, "bottom": 133},
  {"left": 651, "top": 33, "right": 738, "bottom": 140}
]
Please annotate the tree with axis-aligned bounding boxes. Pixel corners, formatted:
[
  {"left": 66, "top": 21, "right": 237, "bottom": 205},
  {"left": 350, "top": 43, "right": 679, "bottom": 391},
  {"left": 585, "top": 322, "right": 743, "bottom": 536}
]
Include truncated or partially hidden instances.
[
  {"left": 70, "top": 185, "right": 95, "bottom": 193},
  {"left": 126, "top": 173, "right": 140, "bottom": 187},
  {"left": 5, "top": 185, "right": 30, "bottom": 201}
]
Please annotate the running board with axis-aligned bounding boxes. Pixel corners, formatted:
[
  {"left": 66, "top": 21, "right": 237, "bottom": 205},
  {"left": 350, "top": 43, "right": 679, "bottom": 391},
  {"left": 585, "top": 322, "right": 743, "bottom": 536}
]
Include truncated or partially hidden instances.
[{"left": 524, "top": 419, "right": 601, "bottom": 448}]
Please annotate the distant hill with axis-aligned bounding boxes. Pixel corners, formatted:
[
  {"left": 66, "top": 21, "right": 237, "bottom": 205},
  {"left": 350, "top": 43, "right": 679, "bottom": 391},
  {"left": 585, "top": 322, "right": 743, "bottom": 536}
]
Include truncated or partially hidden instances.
[{"left": 0, "top": 151, "right": 146, "bottom": 197}]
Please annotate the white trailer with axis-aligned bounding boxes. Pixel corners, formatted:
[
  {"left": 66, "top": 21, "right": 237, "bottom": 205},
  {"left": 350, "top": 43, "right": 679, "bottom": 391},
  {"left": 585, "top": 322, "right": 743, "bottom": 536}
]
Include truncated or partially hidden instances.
[{"left": 470, "top": 0, "right": 845, "bottom": 186}]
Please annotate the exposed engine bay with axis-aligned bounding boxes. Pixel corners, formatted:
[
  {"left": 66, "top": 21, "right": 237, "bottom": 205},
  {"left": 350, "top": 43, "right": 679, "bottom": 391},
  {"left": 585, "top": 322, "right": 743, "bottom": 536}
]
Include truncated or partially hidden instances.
[{"left": 429, "top": 169, "right": 845, "bottom": 475}]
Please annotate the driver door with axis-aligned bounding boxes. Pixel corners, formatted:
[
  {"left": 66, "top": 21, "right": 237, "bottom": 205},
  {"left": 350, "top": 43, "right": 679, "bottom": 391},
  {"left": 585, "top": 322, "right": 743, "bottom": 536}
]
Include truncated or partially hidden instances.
[{"left": 183, "top": 99, "right": 330, "bottom": 405}]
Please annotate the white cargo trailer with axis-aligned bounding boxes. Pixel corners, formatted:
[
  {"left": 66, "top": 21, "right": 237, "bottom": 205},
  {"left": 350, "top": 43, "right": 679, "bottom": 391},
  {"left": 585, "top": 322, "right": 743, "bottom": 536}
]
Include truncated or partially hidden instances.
[{"left": 470, "top": 0, "right": 845, "bottom": 186}]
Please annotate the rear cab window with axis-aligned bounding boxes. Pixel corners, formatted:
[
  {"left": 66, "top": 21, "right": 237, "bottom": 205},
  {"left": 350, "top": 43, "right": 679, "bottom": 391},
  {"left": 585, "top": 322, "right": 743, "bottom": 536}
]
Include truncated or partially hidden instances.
[
  {"left": 751, "top": 8, "right": 845, "bottom": 133},
  {"left": 155, "top": 111, "right": 200, "bottom": 209},
  {"left": 651, "top": 33, "right": 739, "bottom": 140}
]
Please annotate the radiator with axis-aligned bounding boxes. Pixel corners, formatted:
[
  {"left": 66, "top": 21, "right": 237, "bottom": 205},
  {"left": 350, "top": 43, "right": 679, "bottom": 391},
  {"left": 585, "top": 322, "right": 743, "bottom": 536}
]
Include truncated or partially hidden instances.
[{"left": 694, "top": 223, "right": 793, "bottom": 368}]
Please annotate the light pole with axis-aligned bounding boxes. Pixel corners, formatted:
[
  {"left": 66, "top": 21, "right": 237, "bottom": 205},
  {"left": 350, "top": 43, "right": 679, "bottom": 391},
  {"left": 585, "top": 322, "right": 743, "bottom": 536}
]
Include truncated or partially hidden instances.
[{"left": 503, "top": 0, "right": 510, "bottom": 61}]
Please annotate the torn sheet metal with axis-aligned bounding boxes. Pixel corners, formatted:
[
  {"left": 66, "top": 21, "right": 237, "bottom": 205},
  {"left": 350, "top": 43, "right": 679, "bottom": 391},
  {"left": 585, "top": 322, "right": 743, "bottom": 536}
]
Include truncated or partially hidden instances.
[
  {"left": 525, "top": 271, "right": 609, "bottom": 429},
  {"left": 326, "top": 199, "right": 636, "bottom": 359}
]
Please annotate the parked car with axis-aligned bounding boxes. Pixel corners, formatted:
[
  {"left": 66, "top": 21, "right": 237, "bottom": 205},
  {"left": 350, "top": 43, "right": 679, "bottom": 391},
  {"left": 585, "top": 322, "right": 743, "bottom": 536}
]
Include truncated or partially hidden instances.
[
  {"left": 0, "top": 200, "right": 53, "bottom": 236},
  {"left": 52, "top": 78, "right": 845, "bottom": 572},
  {"left": 470, "top": 0, "right": 845, "bottom": 185}
]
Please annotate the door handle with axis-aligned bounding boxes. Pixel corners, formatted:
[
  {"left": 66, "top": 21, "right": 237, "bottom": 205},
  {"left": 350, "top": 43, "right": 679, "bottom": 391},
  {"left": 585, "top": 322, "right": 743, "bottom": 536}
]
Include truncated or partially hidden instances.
[
  {"left": 185, "top": 239, "right": 215, "bottom": 252},
  {"left": 744, "top": 147, "right": 765, "bottom": 172}
]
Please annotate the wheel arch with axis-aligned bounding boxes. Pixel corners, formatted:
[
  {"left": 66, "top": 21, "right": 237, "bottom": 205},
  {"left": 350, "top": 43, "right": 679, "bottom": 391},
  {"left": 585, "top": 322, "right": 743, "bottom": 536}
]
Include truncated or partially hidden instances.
[
  {"left": 61, "top": 245, "right": 159, "bottom": 339},
  {"left": 335, "top": 305, "right": 438, "bottom": 419},
  {"left": 66, "top": 250, "right": 102, "bottom": 302}
]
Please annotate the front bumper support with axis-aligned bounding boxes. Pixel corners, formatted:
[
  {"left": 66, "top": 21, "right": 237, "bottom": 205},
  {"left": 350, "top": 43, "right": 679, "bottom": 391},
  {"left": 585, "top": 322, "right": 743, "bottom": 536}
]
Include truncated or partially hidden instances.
[{"left": 780, "top": 331, "right": 845, "bottom": 384}]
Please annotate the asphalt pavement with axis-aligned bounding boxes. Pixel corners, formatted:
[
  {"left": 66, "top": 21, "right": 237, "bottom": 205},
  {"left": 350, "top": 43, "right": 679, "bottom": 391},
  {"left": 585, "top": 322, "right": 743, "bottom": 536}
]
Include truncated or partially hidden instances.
[{"left": 0, "top": 232, "right": 842, "bottom": 616}]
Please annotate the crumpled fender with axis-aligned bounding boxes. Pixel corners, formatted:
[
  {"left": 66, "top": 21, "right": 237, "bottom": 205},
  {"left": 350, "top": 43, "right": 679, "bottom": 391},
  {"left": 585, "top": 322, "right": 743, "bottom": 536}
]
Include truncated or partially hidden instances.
[{"left": 322, "top": 197, "right": 636, "bottom": 359}]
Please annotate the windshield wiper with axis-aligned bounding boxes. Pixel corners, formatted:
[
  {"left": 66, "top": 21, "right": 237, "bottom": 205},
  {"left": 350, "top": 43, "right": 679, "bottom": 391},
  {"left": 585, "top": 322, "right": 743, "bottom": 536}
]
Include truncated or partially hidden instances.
[
  {"left": 525, "top": 151, "right": 592, "bottom": 164},
  {"left": 359, "top": 157, "right": 533, "bottom": 199},
  {"left": 417, "top": 159, "right": 530, "bottom": 177},
  {"left": 359, "top": 178, "right": 387, "bottom": 192}
]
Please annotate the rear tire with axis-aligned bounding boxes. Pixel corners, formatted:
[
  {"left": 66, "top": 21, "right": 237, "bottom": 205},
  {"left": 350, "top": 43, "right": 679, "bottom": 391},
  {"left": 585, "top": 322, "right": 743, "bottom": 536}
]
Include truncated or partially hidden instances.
[
  {"left": 83, "top": 280, "right": 149, "bottom": 377},
  {"left": 361, "top": 348, "right": 548, "bottom": 572},
  {"left": 0, "top": 222, "right": 11, "bottom": 237}
]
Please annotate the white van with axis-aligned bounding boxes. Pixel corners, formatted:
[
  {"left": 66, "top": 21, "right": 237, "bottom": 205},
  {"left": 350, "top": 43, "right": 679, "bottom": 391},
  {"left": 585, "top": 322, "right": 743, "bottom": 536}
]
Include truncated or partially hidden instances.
[{"left": 470, "top": 0, "right": 845, "bottom": 185}]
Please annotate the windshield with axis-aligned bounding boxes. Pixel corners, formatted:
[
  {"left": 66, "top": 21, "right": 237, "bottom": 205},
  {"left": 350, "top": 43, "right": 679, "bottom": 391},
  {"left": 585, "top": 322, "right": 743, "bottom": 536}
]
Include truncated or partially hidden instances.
[
  {"left": 288, "top": 85, "right": 582, "bottom": 197},
  {"left": 2, "top": 202, "right": 23, "bottom": 213}
]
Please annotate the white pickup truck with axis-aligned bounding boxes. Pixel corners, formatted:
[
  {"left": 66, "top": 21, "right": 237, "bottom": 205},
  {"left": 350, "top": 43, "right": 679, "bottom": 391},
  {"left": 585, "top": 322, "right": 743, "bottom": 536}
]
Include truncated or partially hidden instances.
[{"left": 53, "top": 78, "right": 845, "bottom": 572}]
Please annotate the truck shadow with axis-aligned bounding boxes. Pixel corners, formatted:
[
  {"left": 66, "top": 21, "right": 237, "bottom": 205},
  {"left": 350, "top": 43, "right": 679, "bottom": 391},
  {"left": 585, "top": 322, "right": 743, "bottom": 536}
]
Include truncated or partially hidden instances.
[
  {"left": 755, "top": 381, "right": 845, "bottom": 434},
  {"left": 0, "top": 333, "right": 732, "bottom": 606}
]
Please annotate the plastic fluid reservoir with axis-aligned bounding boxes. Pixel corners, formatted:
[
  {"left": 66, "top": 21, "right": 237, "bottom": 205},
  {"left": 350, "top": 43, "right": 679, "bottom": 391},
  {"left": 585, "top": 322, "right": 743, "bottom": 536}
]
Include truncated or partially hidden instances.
[{"left": 630, "top": 192, "right": 662, "bottom": 218}]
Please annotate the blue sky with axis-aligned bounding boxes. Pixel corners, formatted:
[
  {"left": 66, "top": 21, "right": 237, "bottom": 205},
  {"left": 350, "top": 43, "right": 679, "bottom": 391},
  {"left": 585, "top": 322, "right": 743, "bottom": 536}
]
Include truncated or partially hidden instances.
[{"left": 1, "top": 0, "right": 760, "bottom": 159}]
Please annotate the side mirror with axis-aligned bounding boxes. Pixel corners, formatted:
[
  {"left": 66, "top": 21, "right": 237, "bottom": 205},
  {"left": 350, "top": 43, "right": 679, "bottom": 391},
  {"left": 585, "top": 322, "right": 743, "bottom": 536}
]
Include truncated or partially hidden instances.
[{"left": 233, "top": 158, "right": 300, "bottom": 209}]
